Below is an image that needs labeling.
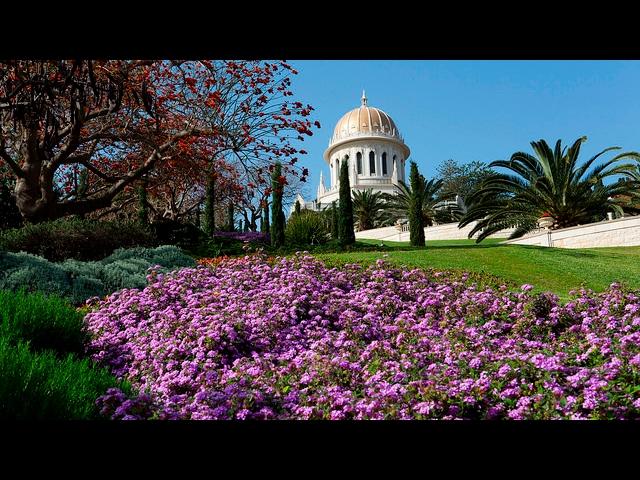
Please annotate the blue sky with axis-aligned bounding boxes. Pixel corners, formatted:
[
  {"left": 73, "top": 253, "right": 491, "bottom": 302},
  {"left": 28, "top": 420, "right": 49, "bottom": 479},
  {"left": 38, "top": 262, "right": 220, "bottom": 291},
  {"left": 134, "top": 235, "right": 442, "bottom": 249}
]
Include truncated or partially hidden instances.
[{"left": 288, "top": 60, "right": 640, "bottom": 199}]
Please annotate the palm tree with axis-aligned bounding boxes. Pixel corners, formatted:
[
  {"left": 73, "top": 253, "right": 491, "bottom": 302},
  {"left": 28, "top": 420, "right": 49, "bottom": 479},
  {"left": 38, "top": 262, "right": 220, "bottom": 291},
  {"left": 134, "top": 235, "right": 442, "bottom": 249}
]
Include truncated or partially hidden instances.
[
  {"left": 351, "top": 189, "right": 387, "bottom": 231},
  {"left": 383, "top": 177, "right": 462, "bottom": 226},
  {"left": 613, "top": 162, "right": 640, "bottom": 213},
  {"left": 460, "top": 137, "right": 640, "bottom": 242}
]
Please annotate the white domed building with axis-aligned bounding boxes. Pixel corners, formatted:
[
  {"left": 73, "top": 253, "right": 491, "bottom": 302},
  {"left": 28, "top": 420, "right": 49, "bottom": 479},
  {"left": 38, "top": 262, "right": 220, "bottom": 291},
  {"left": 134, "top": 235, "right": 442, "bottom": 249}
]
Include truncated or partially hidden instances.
[{"left": 296, "top": 92, "right": 410, "bottom": 212}]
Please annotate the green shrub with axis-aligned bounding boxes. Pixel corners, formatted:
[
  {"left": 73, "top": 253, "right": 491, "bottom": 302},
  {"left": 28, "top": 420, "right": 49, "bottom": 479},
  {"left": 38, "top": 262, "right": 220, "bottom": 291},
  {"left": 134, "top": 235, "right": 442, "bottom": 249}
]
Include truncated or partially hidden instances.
[
  {"left": 0, "top": 246, "right": 195, "bottom": 304},
  {"left": 71, "top": 275, "right": 106, "bottom": 305},
  {"left": 0, "top": 290, "right": 87, "bottom": 357},
  {"left": 0, "top": 217, "right": 156, "bottom": 262},
  {"left": 0, "top": 180, "right": 22, "bottom": 230},
  {"left": 102, "top": 245, "right": 195, "bottom": 269},
  {"left": 101, "top": 259, "right": 150, "bottom": 291},
  {"left": 150, "top": 220, "right": 205, "bottom": 249},
  {"left": 0, "top": 251, "right": 72, "bottom": 298},
  {"left": 0, "top": 337, "right": 127, "bottom": 419},
  {"left": 285, "top": 210, "right": 330, "bottom": 247}
]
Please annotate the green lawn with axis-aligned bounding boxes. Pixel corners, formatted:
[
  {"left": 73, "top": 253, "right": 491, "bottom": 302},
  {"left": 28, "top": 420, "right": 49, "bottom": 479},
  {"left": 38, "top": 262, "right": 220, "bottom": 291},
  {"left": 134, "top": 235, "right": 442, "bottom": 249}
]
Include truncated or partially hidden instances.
[{"left": 316, "top": 239, "right": 640, "bottom": 300}]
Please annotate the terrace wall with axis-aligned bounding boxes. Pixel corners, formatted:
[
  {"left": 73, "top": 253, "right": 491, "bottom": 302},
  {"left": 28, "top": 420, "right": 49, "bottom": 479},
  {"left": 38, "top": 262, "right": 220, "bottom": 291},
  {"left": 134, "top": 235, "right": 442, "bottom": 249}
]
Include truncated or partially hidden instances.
[
  {"left": 501, "top": 215, "right": 640, "bottom": 249},
  {"left": 355, "top": 221, "right": 516, "bottom": 242}
]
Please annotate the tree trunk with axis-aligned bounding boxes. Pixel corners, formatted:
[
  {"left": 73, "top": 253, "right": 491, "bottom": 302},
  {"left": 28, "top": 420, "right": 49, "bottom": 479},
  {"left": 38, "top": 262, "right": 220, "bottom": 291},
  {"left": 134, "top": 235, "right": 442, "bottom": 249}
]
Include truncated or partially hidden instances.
[{"left": 14, "top": 134, "right": 59, "bottom": 223}]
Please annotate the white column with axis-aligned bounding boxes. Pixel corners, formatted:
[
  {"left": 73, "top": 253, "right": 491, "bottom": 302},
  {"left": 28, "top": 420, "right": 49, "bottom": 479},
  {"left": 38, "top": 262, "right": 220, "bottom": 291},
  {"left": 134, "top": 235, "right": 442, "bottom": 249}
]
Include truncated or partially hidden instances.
[{"left": 391, "top": 156, "right": 398, "bottom": 184}]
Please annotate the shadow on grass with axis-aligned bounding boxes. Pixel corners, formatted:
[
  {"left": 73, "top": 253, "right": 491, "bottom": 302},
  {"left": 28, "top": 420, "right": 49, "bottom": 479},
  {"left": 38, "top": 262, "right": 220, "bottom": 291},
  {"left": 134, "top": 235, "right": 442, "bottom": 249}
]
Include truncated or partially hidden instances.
[{"left": 512, "top": 245, "right": 625, "bottom": 259}]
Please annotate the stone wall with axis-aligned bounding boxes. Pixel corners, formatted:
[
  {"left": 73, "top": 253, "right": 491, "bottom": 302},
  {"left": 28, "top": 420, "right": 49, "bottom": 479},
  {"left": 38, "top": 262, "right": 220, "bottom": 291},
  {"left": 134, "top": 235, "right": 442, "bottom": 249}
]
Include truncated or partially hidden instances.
[
  {"left": 501, "top": 215, "right": 640, "bottom": 248},
  {"left": 355, "top": 221, "right": 515, "bottom": 242}
]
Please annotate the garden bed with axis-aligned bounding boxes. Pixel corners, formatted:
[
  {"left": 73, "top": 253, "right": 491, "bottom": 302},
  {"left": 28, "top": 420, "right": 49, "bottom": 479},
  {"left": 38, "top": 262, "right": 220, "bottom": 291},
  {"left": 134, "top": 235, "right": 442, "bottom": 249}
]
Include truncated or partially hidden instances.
[{"left": 86, "top": 253, "right": 640, "bottom": 420}]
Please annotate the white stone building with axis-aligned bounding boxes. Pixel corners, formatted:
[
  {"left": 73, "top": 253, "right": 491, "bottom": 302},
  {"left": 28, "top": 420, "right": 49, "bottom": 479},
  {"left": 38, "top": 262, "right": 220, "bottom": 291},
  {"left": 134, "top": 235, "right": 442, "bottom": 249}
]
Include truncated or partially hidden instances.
[{"left": 297, "top": 92, "right": 410, "bottom": 212}]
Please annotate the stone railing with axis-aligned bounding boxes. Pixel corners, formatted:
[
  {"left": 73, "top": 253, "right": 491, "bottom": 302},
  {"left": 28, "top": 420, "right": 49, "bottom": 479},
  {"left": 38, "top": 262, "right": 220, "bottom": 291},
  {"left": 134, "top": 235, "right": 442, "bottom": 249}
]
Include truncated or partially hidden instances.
[
  {"left": 328, "top": 130, "right": 405, "bottom": 146},
  {"left": 320, "top": 177, "right": 395, "bottom": 194},
  {"left": 357, "top": 178, "right": 393, "bottom": 185},
  {"left": 502, "top": 215, "right": 640, "bottom": 248}
]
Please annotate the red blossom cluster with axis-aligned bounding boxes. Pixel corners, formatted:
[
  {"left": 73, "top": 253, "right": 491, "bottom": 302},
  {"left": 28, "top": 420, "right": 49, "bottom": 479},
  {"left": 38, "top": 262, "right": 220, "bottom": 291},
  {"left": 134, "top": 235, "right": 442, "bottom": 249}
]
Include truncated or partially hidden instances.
[{"left": 0, "top": 60, "right": 319, "bottom": 222}]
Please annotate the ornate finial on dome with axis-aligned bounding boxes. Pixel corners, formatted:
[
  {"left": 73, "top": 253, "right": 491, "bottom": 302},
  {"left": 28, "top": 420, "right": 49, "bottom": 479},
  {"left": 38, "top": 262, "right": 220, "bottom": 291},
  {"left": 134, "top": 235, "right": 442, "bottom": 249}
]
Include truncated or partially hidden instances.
[{"left": 361, "top": 90, "right": 367, "bottom": 107}]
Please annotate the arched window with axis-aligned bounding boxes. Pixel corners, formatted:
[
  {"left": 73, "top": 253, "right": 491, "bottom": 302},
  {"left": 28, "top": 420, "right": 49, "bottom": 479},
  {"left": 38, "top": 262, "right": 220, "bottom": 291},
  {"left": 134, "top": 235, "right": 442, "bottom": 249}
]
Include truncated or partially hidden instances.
[
  {"left": 369, "top": 151, "right": 376, "bottom": 175},
  {"left": 382, "top": 152, "right": 388, "bottom": 175},
  {"left": 356, "top": 152, "right": 362, "bottom": 175},
  {"left": 336, "top": 158, "right": 340, "bottom": 171}
]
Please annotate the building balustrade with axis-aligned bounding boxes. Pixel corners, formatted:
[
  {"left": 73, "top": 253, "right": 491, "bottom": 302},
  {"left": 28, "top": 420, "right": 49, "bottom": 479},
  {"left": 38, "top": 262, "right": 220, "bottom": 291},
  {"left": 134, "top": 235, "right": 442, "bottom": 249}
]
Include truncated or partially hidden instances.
[{"left": 328, "top": 130, "right": 405, "bottom": 146}]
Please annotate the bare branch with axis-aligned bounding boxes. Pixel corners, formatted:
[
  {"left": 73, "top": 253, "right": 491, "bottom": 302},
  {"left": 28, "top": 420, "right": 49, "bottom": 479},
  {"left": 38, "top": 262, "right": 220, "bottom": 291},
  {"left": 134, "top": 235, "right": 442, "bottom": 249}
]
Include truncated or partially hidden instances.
[{"left": 0, "top": 144, "right": 25, "bottom": 178}]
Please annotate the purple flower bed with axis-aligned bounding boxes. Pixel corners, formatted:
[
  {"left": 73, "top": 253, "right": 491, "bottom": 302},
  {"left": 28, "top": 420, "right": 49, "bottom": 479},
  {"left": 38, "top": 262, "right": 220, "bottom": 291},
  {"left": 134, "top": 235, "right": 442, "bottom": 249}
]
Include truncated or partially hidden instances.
[
  {"left": 86, "top": 254, "right": 640, "bottom": 419},
  {"left": 213, "top": 231, "right": 269, "bottom": 243}
]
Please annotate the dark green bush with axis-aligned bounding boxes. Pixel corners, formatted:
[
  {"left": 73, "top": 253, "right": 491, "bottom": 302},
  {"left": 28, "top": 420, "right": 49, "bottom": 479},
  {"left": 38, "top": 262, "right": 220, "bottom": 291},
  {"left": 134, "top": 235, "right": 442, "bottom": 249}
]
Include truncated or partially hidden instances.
[
  {"left": 185, "top": 237, "right": 246, "bottom": 258},
  {"left": 0, "top": 246, "right": 196, "bottom": 305},
  {"left": 285, "top": 210, "right": 330, "bottom": 247},
  {"left": 0, "top": 218, "right": 156, "bottom": 262},
  {"left": 0, "top": 180, "right": 22, "bottom": 230},
  {"left": 0, "top": 337, "right": 128, "bottom": 419},
  {"left": 0, "top": 251, "right": 72, "bottom": 298},
  {"left": 0, "top": 290, "right": 87, "bottom": 357},
  {"left": 150, "top": 219, "right": 205, "bottom": 249}
]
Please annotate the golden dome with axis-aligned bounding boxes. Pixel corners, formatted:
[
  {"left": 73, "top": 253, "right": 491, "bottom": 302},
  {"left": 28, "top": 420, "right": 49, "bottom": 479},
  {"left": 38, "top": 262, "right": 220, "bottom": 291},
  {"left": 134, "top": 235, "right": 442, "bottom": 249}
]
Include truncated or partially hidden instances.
[{"left": 330, "top": 92, "right": 403, "bottom": 146}]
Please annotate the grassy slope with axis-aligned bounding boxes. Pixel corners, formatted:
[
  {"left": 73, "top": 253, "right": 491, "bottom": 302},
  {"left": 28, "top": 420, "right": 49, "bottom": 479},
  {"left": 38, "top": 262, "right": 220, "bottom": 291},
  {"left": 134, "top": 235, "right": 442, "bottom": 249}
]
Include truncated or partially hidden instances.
[{"left": 317, "top": 239, "right": 640, "bottom": 299}]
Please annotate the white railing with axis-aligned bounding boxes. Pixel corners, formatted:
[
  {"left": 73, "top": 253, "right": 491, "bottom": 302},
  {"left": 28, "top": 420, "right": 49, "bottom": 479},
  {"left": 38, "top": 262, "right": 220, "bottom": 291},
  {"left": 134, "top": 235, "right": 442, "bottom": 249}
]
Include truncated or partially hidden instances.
[
  {"left": 358, "top": 178, "right": 393, "bottom": 185},
  {"left": 328, "top": 130, "right": 405, "bottom": 146},
  {"left": 320, "top": 178, "right": 394, "bottom": 194}
]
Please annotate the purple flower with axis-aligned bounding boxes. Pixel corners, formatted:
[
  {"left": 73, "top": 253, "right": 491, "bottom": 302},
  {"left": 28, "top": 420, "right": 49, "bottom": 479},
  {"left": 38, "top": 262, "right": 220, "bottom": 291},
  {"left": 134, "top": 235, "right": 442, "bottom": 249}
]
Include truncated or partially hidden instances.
[{"left": 83, "top": 253, "right": 640, "bottom": 420}]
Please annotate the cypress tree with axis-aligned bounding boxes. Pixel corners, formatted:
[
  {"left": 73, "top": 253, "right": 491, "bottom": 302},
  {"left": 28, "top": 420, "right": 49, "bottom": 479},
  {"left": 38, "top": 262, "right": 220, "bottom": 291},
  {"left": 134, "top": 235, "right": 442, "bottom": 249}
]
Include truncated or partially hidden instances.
[
  {"left": 408, "top": 161, "right": 425, "bottom": 247},
  {"left": 195, "top": 202, "right": 201, "bottom": 229},
  {"left": 331, "top": 201, "right": 338, "bottom": 240},
  {"left": 137, "top": 180, "right": 148, "bottom": 226},
  {"left": 338, "top": 158, "right": 355, "bottom": 246},
  {"left": 77, "top": 169, "right": 88, "bottom": 199},
  {"left": 226, "top": 201, "right": 235, "bottom": 232},
  {"left": 204, "top": 176, "right": 215, "bottom": 236},
  {"left": 261, "top": 203, "right": 270, "bottom": 234},
  {"left": 294, "top": 199, "right": 301, "bottom": 216},
  {"left": 270, "top": 161, "right": 285, "bottom": 247}
]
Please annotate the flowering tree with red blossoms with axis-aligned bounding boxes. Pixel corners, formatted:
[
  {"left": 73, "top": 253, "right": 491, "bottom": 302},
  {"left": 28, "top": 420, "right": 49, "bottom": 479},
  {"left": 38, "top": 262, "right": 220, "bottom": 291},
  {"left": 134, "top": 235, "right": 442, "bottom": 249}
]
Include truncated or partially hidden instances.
[{"left": 0, "top": 60, "right": 318, "bottom": 223}]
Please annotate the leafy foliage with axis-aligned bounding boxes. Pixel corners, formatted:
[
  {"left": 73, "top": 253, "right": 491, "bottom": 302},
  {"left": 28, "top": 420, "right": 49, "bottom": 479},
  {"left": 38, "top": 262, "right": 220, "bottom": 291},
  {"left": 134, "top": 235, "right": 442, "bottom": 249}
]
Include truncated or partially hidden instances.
[
  {"left": 436, "top": 159, "right": 495, "bottom": 204},
  {"left": 384, "top": 176, "right": 461, "bottom": 227},
  {"left": 460, "top": 137, "right": 640, "bottom": 242},
  {"left": 0, "top": 218, "right": 155, "bottom": 262},
  {"left": 285, "top": 210, "right": 330, "bottom": 246},
  {"left": 149, "top": 219, "right": 205, "bottom": 249},
  {"left": 351, "top": 189, "right": 388, "bottom": 231}
]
